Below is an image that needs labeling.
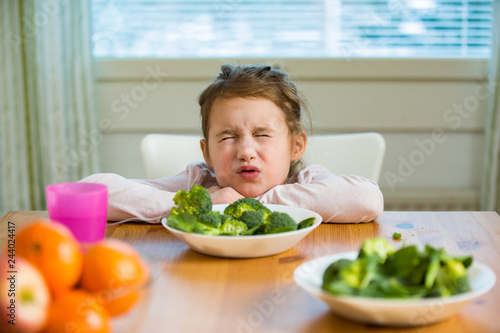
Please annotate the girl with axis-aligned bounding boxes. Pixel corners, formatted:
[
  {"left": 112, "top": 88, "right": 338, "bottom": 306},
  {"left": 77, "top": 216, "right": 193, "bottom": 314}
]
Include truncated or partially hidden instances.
[{"left": 82, "top": 65, "right": 383, "bottom": 223}]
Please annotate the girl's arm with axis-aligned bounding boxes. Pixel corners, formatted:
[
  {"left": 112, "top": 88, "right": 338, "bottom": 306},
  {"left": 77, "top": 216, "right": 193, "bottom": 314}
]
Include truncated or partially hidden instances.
[
  {"left": 256, "top": 164, "right": 384, "bottom": 223},
  {"left": 80, "top": 162, "right": 218, "bottom": 223}
]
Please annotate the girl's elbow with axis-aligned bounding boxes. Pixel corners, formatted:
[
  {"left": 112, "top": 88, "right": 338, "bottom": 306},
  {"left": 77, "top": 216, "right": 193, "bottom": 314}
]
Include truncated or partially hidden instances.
[
  {"left": 80, "top": 172, "right": 122, "bottom": 184},
  {"left": 366, "top": 200, "right": 384, "bottom": 221},
  {"left": 362, "top": 188, "right": 384, "bottom": 221}
]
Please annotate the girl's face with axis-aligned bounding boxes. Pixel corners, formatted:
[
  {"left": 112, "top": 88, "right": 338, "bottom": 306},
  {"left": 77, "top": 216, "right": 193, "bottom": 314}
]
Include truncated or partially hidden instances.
[{"left": 201, "top": 97, "right": 306, "bottom": 198}]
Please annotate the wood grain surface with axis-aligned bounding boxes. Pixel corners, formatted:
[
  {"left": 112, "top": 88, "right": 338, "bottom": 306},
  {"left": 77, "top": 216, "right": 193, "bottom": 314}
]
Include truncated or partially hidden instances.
[{"left": 1, "top": 210, "right": 499, "bottom": 333}]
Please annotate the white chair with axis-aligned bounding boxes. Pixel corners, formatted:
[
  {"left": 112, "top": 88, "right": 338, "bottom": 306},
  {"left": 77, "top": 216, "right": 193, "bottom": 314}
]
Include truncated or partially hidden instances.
[
  {"left": 302, "top": 133, "right": 385, "bottom": 182},
  {"left": 141, "top": 134, "right": 205, "bottom": 179},
  {"left": 141, "top": 132, "right": 386, "bottom": 182}
]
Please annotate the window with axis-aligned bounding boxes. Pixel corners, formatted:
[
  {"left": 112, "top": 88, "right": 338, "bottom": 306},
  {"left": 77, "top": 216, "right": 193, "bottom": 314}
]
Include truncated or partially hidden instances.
[{"left": 90, "top": 0, "right": 493, "bottom": 58}]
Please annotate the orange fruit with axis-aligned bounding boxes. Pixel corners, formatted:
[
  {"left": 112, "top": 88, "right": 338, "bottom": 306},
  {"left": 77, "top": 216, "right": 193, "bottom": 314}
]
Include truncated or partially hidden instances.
[
  {"left": 42, "top": 289, "right": 111, "bottom": 333},
  {"left": 80, "top": 239, "right": 149, "bottom": 316},
  {"left": 16, "top": 219, "right": 83, "bottom": 297}
]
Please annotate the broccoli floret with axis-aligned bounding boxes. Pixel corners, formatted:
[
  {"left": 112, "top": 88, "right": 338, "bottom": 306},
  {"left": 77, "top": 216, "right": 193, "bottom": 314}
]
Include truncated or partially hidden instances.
[
  {"left": 423, "top": 247, "right": 444, "bottom": 289},
  {"left": 322, "top": 255, "right": 425, "bottom": 298},
  {"left": 265, "top": 211, "right": 298, "bottom": 234},
  {"left": 424, "top": 245, "right": 472, "bottom": 297},
  {"left": 238, "top": 210, "right": 265, "bottom": 229},
  {"left": 321, "top": 256, "right": 378, "bottom": 295},
  {"left": 220, "top": 215, "right": 248, "bottom": 236},
  {"left": 171, "top": 185, "right": 212, "bottom": 217},
  {"left": 431, "top": 259, "right": 470, "bottom": 296},
  {"left": 166, "top": 212, "right": 221, "bottom": 235},
  {"left": 454, "top": 255, "right": 473, "bottom": 269},
  {"left": 359, "top": 278, "right": 427, "bottom": 299},
  {"left": 166, "top": 212, "right": 198, "bottom": 233},
  {"left": 341, "top": 256, "right": 379, "bottom": 289},
  {"left": 321, "top": 259, "right": 357, "bottom": 296},
  {"left": 392, "top": 232, "right": 402, "bottom": 240},
  {"left": 193, "top": 221, "right": 221, "bottom": 236},
  {"left": 238, "top": 210, "right": 267, "bottom": 235},
  {"left": 358, "top": 237, "right": 395, "bottom": 263},
  {"left": 198, "top": 211, "right": 222, "bottom": 228},
  {"left": 193, "top": 211, "right": 223, "bottom": 235},
  {"left": 224, "top": 197, "right": 271, "bottom": 221}
]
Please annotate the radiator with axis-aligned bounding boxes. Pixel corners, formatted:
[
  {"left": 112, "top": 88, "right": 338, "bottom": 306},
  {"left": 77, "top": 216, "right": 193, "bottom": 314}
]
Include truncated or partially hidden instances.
[{"left": 382, "top": 189, "right": 479, "bottom": 211}]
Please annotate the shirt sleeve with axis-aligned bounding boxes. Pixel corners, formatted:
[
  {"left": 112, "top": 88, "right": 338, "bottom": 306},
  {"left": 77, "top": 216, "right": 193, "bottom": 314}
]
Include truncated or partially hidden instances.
[
  {"left": 79, "top": 162, "right": 218, "bottom": 223},
  {"left": 256, "top": 164, "right": 384, "bottom": 223}
]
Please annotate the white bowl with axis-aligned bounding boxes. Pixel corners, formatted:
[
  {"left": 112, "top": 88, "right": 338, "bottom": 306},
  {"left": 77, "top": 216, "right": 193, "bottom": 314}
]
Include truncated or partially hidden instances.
[
  {"left": 294, "top": 251, "right": 496, "bottom": 327},
  {"left": 162, "top": 204, "right": 322, "bottom": 258}
]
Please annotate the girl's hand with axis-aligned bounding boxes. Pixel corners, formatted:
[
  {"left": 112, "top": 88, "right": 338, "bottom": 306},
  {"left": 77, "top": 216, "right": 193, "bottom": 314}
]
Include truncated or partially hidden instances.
[{"left": 208, "top": 186, "right": 245, "bottom": 204}]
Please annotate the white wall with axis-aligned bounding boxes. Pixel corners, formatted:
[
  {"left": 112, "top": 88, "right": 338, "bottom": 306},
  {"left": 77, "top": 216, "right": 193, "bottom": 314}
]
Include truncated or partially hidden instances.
[{"left": 94, "top": 58, "right": 489, "bottom": 210}]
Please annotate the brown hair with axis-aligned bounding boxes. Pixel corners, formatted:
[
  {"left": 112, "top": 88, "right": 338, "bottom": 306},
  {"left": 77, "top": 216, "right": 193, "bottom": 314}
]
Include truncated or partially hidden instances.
[{"left": 198, "top": 64, "right": 311, "bottom": 176}]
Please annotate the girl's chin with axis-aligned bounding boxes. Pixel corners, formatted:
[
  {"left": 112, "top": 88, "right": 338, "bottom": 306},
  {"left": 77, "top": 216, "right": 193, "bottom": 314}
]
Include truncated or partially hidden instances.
[{"left": 235, "top": 186, "right": 266, "bottom": 198}]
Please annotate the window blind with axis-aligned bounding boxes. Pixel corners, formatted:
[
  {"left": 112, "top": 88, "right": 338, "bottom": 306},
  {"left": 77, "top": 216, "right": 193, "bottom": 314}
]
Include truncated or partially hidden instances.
[{"left": 90, "top": 0, "right": 493, "bottom": 58}]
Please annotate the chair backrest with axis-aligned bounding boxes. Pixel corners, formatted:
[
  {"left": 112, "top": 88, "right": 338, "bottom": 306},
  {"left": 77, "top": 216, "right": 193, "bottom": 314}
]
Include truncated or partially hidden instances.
[
  {"left": 141, "top": 134, "right": 205, "bottom": 179},
  {"left": 302, "top": 133, "right": 385, "bottom": 182},
  {"left": 141, "top": 132, "right": 385, "bottom": 182}
]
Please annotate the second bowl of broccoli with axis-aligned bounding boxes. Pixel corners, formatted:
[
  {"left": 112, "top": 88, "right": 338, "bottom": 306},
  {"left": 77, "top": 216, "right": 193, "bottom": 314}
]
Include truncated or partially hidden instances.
[{"left": 293, "top": 238, "right": 496, "bottom": 326}]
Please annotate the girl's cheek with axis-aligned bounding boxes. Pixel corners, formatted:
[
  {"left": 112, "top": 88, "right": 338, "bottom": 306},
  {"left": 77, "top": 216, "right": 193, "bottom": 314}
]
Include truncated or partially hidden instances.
[
  {"left": 259, "top": 145, "right": 280, "bottom": 158},
  {"left": 214, "top": 173, "right": 230, "bottom": 188}
]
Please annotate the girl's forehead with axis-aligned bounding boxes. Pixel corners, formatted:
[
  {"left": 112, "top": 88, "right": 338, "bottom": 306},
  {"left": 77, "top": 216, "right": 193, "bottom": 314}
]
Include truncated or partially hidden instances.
[
  {"left": 212, "top": 96, "right": 277, "bottom": 108},
  {"left": 209, "top": 97, "right": 286, "bottom": 131},
  {"left": 211, "top": 97, "right": 283, "bottom": 118}
]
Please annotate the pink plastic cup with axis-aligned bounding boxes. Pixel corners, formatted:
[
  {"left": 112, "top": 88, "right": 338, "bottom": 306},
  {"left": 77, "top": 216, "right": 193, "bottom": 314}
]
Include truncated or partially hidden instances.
[{"left": 45, "top": 182, "right": 108, "bottom": 243}]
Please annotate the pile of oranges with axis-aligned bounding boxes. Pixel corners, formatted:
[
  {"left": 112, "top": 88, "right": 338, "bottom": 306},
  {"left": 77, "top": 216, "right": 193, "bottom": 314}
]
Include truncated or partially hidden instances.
[{"left": 1, "top": 219, "right": 149, "bottom": 333}]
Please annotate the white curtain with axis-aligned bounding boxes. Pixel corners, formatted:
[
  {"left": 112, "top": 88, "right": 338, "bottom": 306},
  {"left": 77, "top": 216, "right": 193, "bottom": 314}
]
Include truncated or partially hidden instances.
[
  {"left": 481, "top": 0, "right": 500, "bottom": 212},
  {"left": 0, "top": 0, "right": 99, "bottom": 214}
]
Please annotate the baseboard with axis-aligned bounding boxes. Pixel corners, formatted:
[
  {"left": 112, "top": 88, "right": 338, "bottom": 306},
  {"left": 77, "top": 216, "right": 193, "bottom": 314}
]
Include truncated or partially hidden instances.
[{"left": 382, "top": 189, "right": 479, "bottom": 211}]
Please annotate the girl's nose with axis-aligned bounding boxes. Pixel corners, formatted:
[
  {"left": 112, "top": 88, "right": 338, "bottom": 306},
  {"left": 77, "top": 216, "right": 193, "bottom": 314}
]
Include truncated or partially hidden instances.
[{"left": 237, "top": 137, "right": 257, "bottom": 162}]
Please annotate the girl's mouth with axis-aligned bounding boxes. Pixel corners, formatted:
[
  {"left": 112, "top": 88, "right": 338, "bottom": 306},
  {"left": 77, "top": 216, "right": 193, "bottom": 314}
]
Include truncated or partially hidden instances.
[{"left": 237, "top": 165, "right": 260, "bottom": 180}]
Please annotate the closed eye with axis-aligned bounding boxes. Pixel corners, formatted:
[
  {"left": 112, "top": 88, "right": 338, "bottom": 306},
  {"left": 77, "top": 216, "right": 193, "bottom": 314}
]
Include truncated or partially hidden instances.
[{"left": 254, "top": 127, "right": 273, "bottom": 138}]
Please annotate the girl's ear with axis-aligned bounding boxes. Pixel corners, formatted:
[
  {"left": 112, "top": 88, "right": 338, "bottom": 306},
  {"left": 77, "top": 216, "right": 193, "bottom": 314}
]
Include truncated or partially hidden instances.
[
  {"left": 200, "top": 139, "right": 213, "bottom": 167},
  {"left": 291, "top": 131, "right": 307, "bottom": 161}
]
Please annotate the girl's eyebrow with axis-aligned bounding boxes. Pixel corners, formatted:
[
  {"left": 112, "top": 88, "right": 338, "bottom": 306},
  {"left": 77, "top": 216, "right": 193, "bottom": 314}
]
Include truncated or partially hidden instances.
[
  {"left": 214, "top": 129, "right": 237, "bottom": 138},
  {"left": 254, "top": 126, "right": 273, "bottom": 133},
  {"left": 214, "top": 126, "right": 274, "bottom": 138}
]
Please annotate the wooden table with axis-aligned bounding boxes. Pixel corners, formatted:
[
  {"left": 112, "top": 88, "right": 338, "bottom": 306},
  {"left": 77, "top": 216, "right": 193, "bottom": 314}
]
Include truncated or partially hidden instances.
[{"left": 1, "top": 210, "right": 499, "bottom": 333}]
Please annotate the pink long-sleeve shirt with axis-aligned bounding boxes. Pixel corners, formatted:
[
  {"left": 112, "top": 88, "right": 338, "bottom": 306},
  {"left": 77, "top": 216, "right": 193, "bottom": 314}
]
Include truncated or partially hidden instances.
[{"left": 81, "top": 162, "right": 384, "bottom": 223}]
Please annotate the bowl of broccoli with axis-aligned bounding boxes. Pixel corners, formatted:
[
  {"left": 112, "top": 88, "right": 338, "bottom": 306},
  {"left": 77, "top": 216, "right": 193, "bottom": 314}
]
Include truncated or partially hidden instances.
[
  {"left": 294, "top": 237, "right": 496, "bottom": 327},
  {"left": 161, "top": 186, "right": 322, "bottom": 258}
]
